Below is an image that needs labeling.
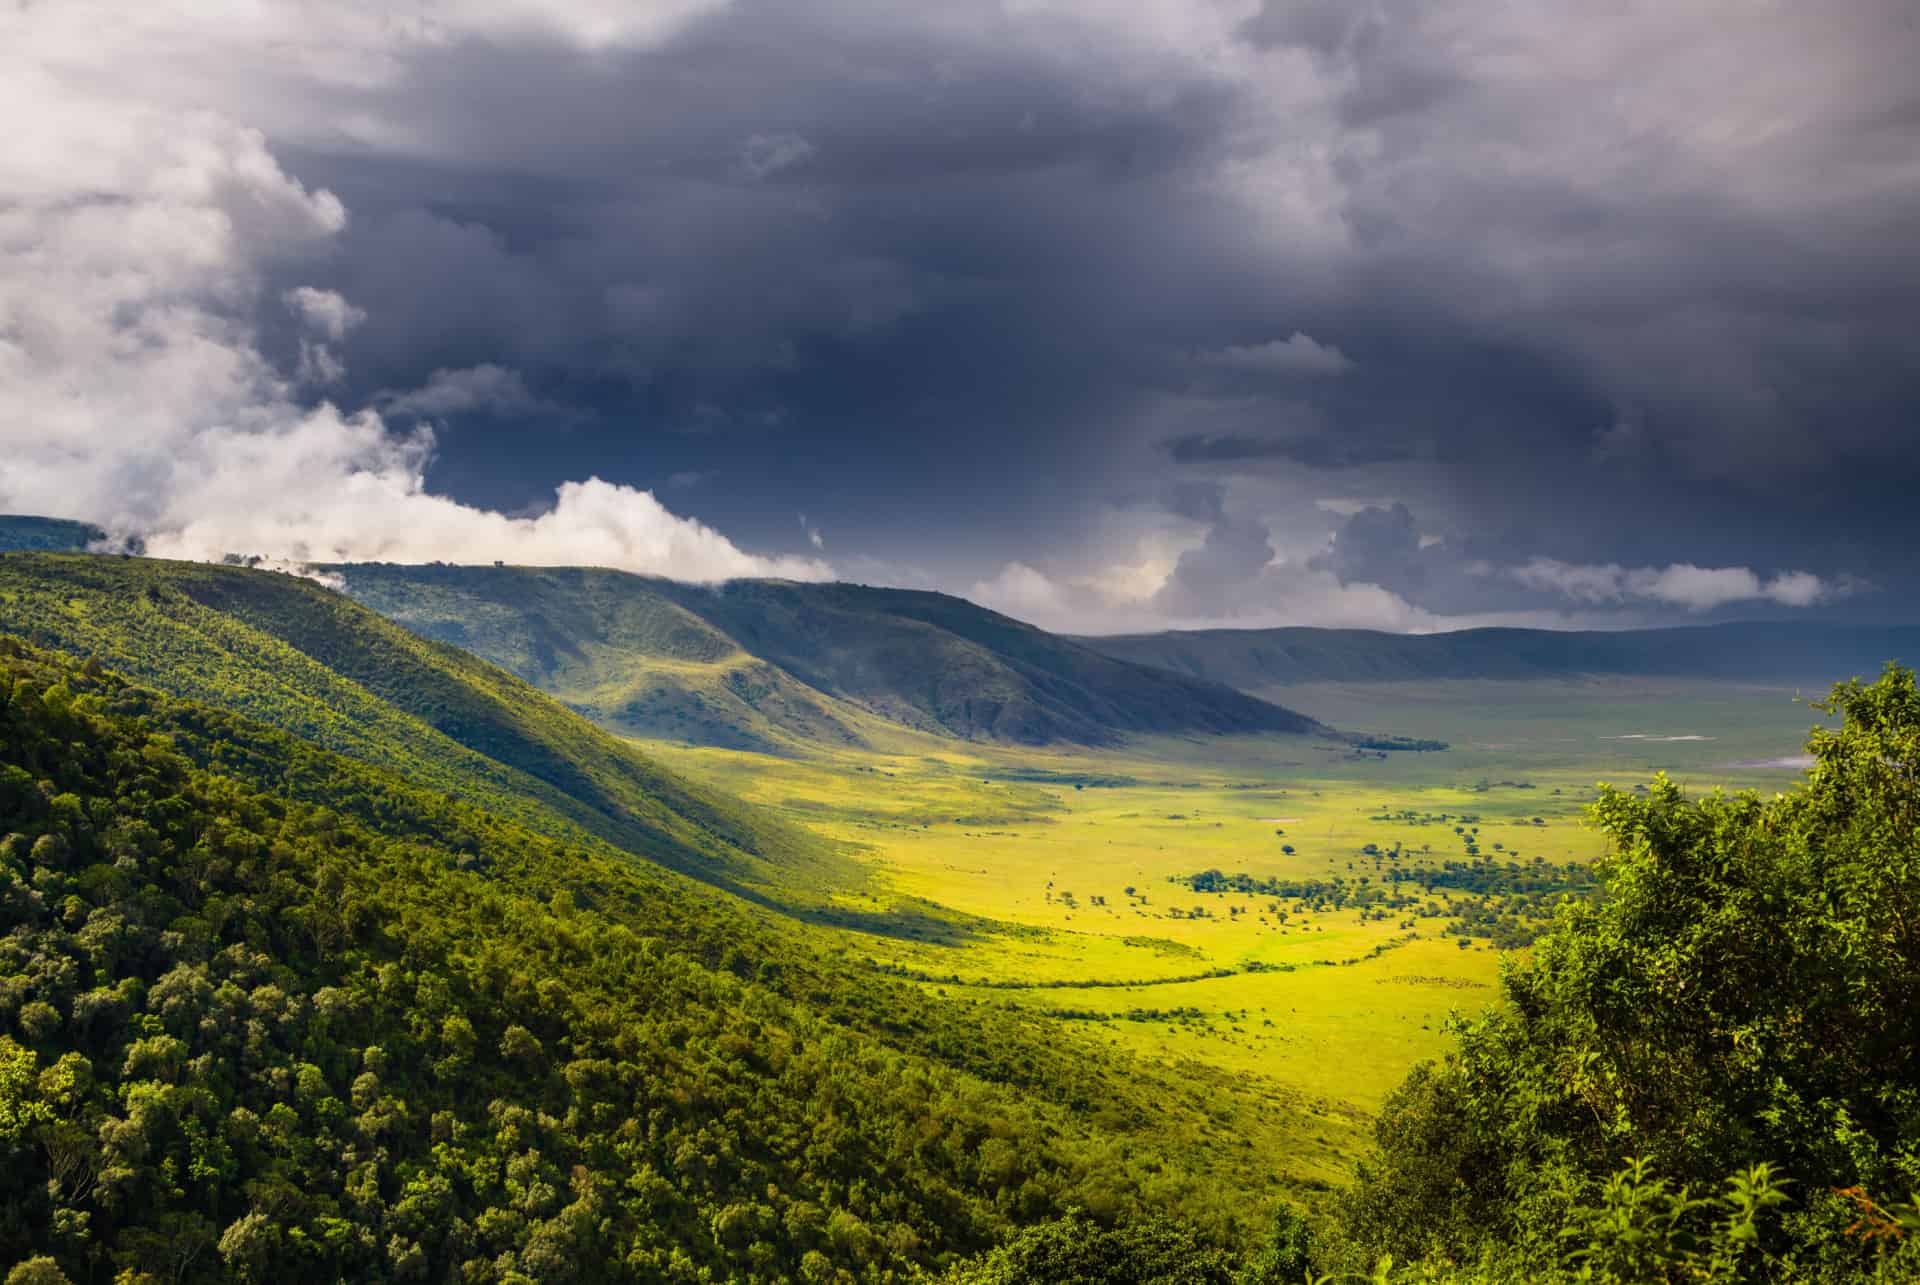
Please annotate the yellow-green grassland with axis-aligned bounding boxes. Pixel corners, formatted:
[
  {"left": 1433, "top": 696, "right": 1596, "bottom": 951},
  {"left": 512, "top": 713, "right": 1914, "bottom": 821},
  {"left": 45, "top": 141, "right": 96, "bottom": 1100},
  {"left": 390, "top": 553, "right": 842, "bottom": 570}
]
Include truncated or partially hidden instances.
[{"left": 644, "top": 676, "right": 1832, "bottom": 1188}]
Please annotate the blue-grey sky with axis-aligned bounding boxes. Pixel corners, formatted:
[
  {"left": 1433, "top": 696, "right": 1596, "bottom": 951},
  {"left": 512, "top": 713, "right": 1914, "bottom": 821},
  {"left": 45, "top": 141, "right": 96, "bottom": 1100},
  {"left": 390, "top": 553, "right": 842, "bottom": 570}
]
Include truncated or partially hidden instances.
[{"left": 4, "top": 0, "right": 1917, "bottom": 632}]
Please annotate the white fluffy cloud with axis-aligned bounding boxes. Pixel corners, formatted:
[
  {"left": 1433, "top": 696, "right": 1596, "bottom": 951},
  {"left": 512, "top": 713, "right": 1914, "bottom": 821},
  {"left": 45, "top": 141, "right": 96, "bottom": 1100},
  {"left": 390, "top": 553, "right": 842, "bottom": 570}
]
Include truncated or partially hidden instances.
[
  {"left": 1199, "top": 332, "right": 1354, "bottom": 377},
  {"left": 286, "top": 289, "right": 366, "bottom": 387},
  {"left": 147, "top": 466, "right": 832, "bottom": 581},
  {"left": 968, "top": 487, "right": 1847, "bottom": 633},
  {"left": 377, "top": 364, "right": 537, "bottom": 418},
  {"left": 1509, "top": 559, "right": 1836, "bottom": 611},
  {"left": 0, "top": 37, "right": 827, "bottom": 585},
  {"left": 974, "top": 546, "right": 1844, "bottom": 635},
  {"left": 284, "top": 287, "right": 367, "bottom": 341},
  {"left": 969, "top": 553, "right": 1588, "bottom": 636},
  {"left": 971, "top": 562, "right": 1070, "bottom": 623}
]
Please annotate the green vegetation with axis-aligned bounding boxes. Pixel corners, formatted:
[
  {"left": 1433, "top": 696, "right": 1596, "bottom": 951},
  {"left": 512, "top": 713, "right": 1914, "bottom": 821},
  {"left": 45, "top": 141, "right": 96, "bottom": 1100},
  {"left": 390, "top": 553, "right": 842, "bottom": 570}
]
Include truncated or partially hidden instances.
[
  {"left": 1314, "top": 666, "right": 1920, "bottom": 1282},
  {"left": 336, "top": 563, "right": 1322, "bottom": 748},
  {"left": 0, "top": 518, "right": 111, "bottom": 555},
  {"left": 0, "top": 639, "right": 1290, "bottom": 1281},
  {"left": 1181, "top": 855, "right": 1599, "bottom": 949},
  {"left": 648, "top": 722, "right": 1626, "bottom": 1124},
  {"left": 937, "top": 1209, "right": 1244, "bottom": 1283},
  {"left": 4, "top": 546, "right": 1917, "bottom": 1283},
  {"left": 1346, "top": 736, "right": 1448, "bottom": 754},
  {"left": 324, "top": 563, "right": 874, "bottom": 754},
  {"left": 644, "top": 667, "right": 1920, "bottom": 1281},
  {"left": 0, "top": 553, "right": 842, "bottom": 894}
]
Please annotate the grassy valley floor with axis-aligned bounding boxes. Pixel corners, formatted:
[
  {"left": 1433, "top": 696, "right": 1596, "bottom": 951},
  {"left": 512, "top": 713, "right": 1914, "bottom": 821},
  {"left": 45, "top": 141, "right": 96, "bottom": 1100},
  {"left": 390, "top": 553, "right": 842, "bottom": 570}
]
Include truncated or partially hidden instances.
[{"left": 641, "top": 677, "right": 1833, "bottom": 1187}]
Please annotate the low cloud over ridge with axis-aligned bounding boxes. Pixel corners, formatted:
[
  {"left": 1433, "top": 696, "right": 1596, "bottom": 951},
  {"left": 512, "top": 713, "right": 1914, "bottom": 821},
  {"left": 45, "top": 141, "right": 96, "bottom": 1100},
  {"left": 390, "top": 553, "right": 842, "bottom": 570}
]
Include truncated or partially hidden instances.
[
  {"left": 969, "top": 494, "right": 1856, "bottom": 636},
  {"left": 1509, "top": 560, "right": 1841, "bottom": 612}
]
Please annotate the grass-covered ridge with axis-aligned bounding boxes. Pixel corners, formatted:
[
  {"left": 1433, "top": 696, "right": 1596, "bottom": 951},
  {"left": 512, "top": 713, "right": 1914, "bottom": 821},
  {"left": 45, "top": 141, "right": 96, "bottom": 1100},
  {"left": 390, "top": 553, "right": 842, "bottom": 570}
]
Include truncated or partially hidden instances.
[
  {"left": 329, "top": 563, "right": 877, "bottom": 754},
  {"left": 1078, "top": 621, "right": 1920, "bottom": 691},
  {"left": 336, "top": 563, "right": 1324, "bottom": 749},
  {"left": 0, "top": 553, "right": 841, "bottom": 893}
]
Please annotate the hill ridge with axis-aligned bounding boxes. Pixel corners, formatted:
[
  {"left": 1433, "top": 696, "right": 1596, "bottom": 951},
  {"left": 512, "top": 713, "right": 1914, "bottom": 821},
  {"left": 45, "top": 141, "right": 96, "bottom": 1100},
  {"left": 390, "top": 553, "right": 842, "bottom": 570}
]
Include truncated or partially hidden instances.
[
  {"left": 1076, "top": 620, "right": 1920, "bottom": 690},
  {"left": 0, "top": 551, "right": 844, "bottom": 892},
  {"left": 335, "top": 563, "right": 1324, "bottom": 749}
]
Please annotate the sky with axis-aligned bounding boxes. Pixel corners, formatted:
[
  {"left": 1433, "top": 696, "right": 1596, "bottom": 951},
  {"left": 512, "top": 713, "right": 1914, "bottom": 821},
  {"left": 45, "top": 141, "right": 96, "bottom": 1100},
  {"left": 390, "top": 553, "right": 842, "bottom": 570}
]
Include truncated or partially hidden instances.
[{"left": 3, "top": 0, "right": 1917, "bottom": 635}]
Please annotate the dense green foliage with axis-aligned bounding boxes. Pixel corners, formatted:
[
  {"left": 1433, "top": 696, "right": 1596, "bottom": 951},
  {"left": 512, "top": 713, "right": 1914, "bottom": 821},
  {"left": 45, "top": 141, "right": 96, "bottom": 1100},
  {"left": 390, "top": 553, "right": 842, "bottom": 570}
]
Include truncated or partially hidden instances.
[
  {"left": 946, "top": 1161, "right": 1848, "bottom": 1285},
  {"left": 0, "top": 553, "right": 841, "bottom": 893},
  {"left": 1325, "top": 666, "right": 1920, "bottom": 1282},
  {"left": 7, "top": 545, "right": 1920, "bottom": 1284},
  {"left": 0, "top": 639, "right": 1282, "bottom": 1281},
  {"left": 337, "top": 563, "right": 1321, "bottom": 747},
  {"left": 1181, "top": 857, "right": 1598, "bottom": 949},
  {"left": 935, "top": 1209, "right": 1243, "bottom": 1284},
  {"left": 0, "top": 519, "right": 110, "bottom": 556}
]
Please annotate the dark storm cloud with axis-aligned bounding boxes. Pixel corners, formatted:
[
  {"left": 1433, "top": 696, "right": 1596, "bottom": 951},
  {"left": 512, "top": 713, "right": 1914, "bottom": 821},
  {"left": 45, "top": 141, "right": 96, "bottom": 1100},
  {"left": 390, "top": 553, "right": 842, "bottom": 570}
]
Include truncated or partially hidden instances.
[
  {"left": 33, "top": 0, "right": 1916, "bottom": 621},
  {"left": 1152, "top": 481, "right": 1279, "bottom": 617},
  {"left": 1298, "top": 0, "right": 1920, "bottom": 481},
  {"left": 1160, "top": 481, "right": 1230, "bottom": 526},
  {"left": 1312, "top": 503, "right": 1426, "bottom": 599},
  {"left": 1165, "top": 433, "right": 1412, "bottom": 470},
  {"left": 256, "top": 5, "right": 1278, "bottom": 557}
]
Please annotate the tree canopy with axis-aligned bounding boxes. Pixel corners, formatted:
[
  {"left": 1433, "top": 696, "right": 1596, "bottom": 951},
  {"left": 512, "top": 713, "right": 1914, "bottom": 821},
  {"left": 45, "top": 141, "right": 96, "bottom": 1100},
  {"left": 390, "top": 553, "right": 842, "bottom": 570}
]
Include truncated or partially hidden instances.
[
  {"left": 1332, "top": 666, "right": 1920, "bottom": 1281},
  {"left": 0, "top": 639, "right": 1263, "bottom": 1282}
]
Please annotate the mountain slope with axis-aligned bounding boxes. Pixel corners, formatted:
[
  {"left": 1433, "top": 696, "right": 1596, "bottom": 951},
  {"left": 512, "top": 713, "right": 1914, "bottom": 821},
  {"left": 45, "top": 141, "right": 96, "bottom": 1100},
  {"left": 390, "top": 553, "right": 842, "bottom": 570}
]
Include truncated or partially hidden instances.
[
  {"left": 0, "top": 552, "right": 839, "bottom": 890},
  {"left": 0, "top": 639, "right": 1275, "bottom": 1281},
  {"left": 330, "top": 564, "right": 874, "bottom": 753},
  {"left": 1078, "top": 622, "right": 1920, "bottom": 691},
  {"left": 338, "top": 563, "right": 1324, "bottom": 748}
]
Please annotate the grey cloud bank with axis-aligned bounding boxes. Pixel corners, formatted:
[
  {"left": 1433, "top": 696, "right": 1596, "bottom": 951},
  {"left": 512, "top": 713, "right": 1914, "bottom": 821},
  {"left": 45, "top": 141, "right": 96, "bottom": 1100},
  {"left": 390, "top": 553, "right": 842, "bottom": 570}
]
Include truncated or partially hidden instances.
[{"left": 3, "top": 0, "right": 1915, "bottom": 630}]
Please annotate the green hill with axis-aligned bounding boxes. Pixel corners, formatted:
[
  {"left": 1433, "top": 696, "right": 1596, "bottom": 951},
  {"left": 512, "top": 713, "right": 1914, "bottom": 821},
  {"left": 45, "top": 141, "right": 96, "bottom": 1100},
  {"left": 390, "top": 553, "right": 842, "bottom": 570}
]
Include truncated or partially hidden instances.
[
  {"left": 0, "top": 553, "right": 838, "bottom": 893},
  {"left": 0, "top": 516, "right": 111, "bottom": 554},
  {"left": 3, "top": 548, "right": 1916, "bottom": 1283},
  {"left": 325, "top": 564, "right": 875, "bottom": 754},
  {"left": 1077, "top": 622, "right": 1920, "bottom": 691},
  {"left": 336, "top": 564, "right": 1323, "bottom": 750},
  {"left": 0, "top": 637, "right": 1285, "bottom": 1282}
]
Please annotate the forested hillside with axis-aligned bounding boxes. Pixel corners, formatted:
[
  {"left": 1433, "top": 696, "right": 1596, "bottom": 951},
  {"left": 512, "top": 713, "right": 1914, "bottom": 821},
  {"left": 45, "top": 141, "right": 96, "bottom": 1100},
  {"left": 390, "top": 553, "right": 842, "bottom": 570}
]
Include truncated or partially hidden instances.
[
  {"left": 0, "top": 639, "right": 1290, "bottom": 1281},
  {"left": 0, "top": 518, "right": 110, "bottom": 555},
  {"left": 336, "top": 564, "right": 1322, "bottom": 749},
  {"left": 4, "top": 548, "right": 1918, "bottom": 1283},
  {"left": 0, "top": 554, "right": 838, "bottom": 894},
  {"left": 6, "top": 637, "right": 1917, "bottom": 1281}
]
